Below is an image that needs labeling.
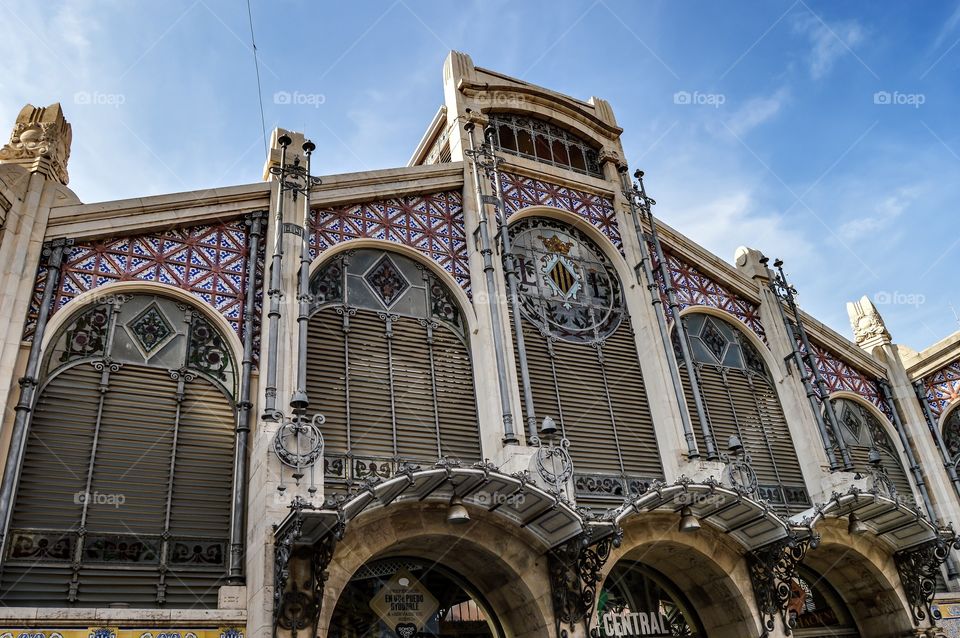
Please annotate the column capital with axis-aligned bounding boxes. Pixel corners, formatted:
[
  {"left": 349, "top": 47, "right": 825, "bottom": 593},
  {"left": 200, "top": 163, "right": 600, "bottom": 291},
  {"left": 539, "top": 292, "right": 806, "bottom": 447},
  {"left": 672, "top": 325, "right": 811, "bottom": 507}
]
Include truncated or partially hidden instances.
[{"left": 0, "top": 103, "right": 72, "bottom": 185}]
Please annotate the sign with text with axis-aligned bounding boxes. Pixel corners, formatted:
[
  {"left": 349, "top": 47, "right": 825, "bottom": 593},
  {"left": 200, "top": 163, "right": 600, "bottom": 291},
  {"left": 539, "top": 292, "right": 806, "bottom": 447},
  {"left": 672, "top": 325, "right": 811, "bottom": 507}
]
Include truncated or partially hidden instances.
[
  {"left": 600, "top": 611, "right": 671, "bottom": 637},
  {"left": 369, "top": 569, "right": 439, "bottom": 636}
]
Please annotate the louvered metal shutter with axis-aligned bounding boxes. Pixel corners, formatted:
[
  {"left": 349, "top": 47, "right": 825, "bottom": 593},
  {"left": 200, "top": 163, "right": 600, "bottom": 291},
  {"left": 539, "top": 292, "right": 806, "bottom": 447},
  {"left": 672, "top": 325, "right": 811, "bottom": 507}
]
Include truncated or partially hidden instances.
[
  {"left": 2, "top": 363, "right": 232, "bottom": 608},
  {"left": 345, "top": 309, "right": 394, "bottom": 459},
  {"left": 308, "top": 307, "right": 480, "bottom": 482},
  {"left": 681, "top": 364, "right": 808, "bottom": 513},
  {"left": 432, "top": 328, "right": 480, "bottom": 461},
  {"left": 848, "top": 445, "right": 913, "bottom": 501},
  {"left": 513, "top": 309, "right": 663, "bottom": 506}
]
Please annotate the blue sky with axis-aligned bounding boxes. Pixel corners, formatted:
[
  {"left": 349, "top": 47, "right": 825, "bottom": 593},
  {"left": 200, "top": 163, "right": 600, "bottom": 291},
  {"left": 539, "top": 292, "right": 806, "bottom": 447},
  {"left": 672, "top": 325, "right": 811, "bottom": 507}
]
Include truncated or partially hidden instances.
[{"left": 2, "top": 1, "right": 959, "bottom": 351}]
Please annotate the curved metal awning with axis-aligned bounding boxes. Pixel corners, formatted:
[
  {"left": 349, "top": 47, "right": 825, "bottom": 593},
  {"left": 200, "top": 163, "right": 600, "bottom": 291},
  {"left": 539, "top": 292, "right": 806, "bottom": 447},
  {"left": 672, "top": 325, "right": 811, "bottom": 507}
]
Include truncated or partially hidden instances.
[
  {"left": 613, "top": 480, "right": 802, "bottom": 550},
  {"left": 794, "top": 488, "right": 941, "bottom": 550},
  {"left": 274, "top": 462, "right": 585, "bottom": 550}
]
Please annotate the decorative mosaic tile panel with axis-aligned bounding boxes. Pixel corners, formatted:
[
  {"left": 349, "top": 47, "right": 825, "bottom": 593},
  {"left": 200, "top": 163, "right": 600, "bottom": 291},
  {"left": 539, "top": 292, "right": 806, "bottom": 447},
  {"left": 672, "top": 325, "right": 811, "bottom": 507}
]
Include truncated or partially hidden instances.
[
  {"left": 806, "top": 340, "right": 887, "bottom": 414},
  {"left": 25, "top": 218, "right": 261, "bottom": 344},
  {"left": 923, "top": 359, "right": 960, "bottom": 418},
  {"left": 652, "top": 248, "right": 767, "bottom": 342},
  {"left": 309, "top": 190, "right": 470, "bottom": 293},
  {"left": 498, "top": 171, "right": 623, "bottom": 253}
]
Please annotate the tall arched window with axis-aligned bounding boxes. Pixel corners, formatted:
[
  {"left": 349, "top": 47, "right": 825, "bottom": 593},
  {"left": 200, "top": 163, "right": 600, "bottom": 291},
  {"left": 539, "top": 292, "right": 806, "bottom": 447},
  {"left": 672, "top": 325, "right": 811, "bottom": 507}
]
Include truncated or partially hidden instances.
[
  {"left": 1, "top": 293, "right": 237, "bottom": 607},
  {"left": 308, "top": 249, "right": 480, "bottom": 488},
  {"left": 676, "top": 313, "right": 809, "bottom": 512},
  {"left": 830, "top": 398, "right": 912, "bottom": 500},
  {"left": 508, "top": 217, "right": 662, "bottom": 507}
]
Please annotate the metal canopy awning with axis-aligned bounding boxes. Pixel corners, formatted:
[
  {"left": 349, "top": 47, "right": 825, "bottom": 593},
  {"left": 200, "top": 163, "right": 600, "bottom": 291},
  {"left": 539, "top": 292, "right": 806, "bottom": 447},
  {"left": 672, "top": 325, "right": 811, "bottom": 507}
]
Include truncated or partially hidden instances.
[
  {"left": 794, "top": 489, "right": 941, "bottom": 551},
  {"left": 613, "top": 481, "right": 800, "bottom": 550},
  {"left": 274, "top": 464, "right": 585, "bottom": 549}
]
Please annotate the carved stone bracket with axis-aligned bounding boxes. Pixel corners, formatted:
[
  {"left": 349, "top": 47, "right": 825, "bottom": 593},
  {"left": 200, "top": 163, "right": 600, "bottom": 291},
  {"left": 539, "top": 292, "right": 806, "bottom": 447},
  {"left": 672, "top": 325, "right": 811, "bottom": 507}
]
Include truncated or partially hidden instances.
[
  {"left": 746, "top": 533, "right": 817, "bottom": 636},
  {"left": 548, "top": 526, "right": 623, "bottom": 637},
  {"left": 273, "top": 497, "right": 345, "bottom": 638},
  {"left": 895, "top": 535, "right": 960, "bottom": 627}
]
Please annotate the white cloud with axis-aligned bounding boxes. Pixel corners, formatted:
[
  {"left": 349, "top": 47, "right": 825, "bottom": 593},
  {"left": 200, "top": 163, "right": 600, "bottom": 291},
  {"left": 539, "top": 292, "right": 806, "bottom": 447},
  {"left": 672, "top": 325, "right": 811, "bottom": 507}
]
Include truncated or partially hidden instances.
[
  {"left": 793, "top": 13, "right": 865, "bottom": 80},
  {"left": 837, "top": 186, "right": 922, "bottom": 240},
  {"left": 723, "top": 87, "right": 789, "bottom": 138}
]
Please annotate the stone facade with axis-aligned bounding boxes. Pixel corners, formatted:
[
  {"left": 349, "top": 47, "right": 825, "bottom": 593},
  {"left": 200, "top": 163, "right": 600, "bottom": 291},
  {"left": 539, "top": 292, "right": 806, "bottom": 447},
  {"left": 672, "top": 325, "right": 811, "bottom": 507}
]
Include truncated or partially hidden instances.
[{"left": 0, "top": 51, "right": 959, "bottom": 638}]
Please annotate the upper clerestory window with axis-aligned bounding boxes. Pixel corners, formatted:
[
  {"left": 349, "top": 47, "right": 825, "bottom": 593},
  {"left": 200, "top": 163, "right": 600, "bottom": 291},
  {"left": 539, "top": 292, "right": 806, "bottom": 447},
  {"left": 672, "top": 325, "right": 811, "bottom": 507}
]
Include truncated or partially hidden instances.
[{"left": 489, "top": 113, "right": 602, "bottom": 177}]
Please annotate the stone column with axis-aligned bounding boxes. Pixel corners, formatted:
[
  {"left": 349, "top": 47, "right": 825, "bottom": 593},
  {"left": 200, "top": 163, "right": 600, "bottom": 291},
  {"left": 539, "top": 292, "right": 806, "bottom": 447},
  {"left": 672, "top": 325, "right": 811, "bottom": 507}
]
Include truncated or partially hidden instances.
[
  {"left": 734, "top": 247, "right": 850, "bottom": 503},
  {"left": 600, "top": 151, "right": 687, "bottom": 481},
  {"left": 0, "top": 104, "right": 77, "bottom": 479},
  {"left": 848, "top": 297, "right": 960, "bottom": 533},
  {"left": 247, "top": 128, "right": 318, "bottom": 638}
]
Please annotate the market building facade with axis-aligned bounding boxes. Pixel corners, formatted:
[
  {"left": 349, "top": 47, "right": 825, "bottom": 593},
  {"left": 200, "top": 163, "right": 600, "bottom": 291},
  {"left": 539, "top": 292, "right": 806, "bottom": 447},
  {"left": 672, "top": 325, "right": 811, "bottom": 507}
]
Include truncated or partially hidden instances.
[{"left": 0, "top": 51, "right": 959, "bottom": 637}]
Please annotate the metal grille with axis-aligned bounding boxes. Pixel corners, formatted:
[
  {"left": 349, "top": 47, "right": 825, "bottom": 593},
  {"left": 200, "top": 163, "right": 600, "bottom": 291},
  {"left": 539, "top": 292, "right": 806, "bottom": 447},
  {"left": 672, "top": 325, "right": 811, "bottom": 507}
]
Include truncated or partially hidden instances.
[
  {"left": 508, "top": 218, "right": 662, "bottom": 507},
  {"left": 832, "top": 398, "right": 913, "bottom": 501},
  {"left": 489, "top": 113, "right": 602, "bottom": 177},
  {"left": 679, "top": 313, "right": 809, "bottom": 513},
  {"left": 308, "top": 250, "right": 480, "bottom": 487},
  {"left": 1, "top": 294, "right": 236, "bottom": 607}
]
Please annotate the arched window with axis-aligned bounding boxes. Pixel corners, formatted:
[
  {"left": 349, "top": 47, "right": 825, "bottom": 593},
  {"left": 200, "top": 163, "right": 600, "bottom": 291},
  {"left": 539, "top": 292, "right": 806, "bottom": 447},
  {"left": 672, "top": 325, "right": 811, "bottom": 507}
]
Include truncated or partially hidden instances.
[
  {"left": 599, "top": 561, "right": 705, "bottom": 636},
  {"left": 831, "top": 398, "right": 912, "bottom": 500},
  {"left": 676, "top": 313, "right": 809, "bottom": 512},
  {"left": 788, "top": 567, "right": 859, "bottom": 637},
  {"left": 308, "top": 249, "right": 480, "bottom": 488},
  {"left": 1, "top": 293, "right": 237, "bottom": 607},
  {"left": 508, "top": 217, "right": 662, "bottom": 507},
  {"left": 489, "top": 113, "right": 602, "bottom": 177}
]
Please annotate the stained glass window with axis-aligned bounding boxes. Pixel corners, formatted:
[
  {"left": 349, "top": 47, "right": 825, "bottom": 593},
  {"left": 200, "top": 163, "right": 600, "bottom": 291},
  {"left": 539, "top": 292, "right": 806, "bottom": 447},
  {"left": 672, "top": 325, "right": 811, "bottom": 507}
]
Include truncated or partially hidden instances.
[{"left": 511, "top": 217, "right": 623, "bottom": 344}]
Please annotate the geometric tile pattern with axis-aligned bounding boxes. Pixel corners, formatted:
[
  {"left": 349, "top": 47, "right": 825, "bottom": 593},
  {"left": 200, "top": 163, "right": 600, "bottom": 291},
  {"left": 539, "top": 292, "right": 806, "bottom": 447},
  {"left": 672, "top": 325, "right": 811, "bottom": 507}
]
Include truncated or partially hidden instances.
[
  {"left": 922, "top": 359, "right": 960, "bottom": 418},
  {"left": 498, "top": 171, "right": 623, "bottom": 253},
  {"left": 653, "top": 247, "right": 767, "bottom": 342},
  {"left": 24, "top": 218, "right": 258, "bottom": 342},
  {"left": 309, "top": 190, "right": 470, "bottom": 293},
  {"left": 806, "top": 340, "right": 887, "bottom": 415}
]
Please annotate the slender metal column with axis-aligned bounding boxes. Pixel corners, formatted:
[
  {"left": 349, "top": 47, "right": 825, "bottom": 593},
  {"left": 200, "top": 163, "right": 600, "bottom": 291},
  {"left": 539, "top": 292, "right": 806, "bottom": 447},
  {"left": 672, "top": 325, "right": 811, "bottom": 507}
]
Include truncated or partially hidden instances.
[
  {"left": 913, "top": 380, "right": 960, "bottom": 495},
  {"left": 768, "top": 271, "right": 841, "bottom": 470},
  {"left": 262, "top": 137, "right": 291, "bottom": 419},
  {"left": 619, "top": 167, "right": 700, "bottom": 459},
  {"left": 770, "top": 259, "right": 853, "bottom": 470},
  {"left": 485, "top": 126, "right": 538, "bottom": 441},
  {"left": 464, "top": 121, "right": 517, "bottom": 444},
  {"left": 0, "top": 238, "right": 69, "bottom": 560},
  {"left": 291, "top": 142, "right": 317, "bottom": 412},
  {"left": 228, "top": 210, "right": 264, "bottom": 583}
]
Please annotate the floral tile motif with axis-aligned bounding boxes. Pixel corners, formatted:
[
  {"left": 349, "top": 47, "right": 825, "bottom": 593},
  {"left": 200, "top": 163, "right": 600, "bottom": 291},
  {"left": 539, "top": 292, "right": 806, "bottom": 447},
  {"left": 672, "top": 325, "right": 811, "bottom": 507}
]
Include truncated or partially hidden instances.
[
  {"left": 364, "top": 255, "right": 409, "bottom": 308},
  {"left": 24, "top": 217, "right": 262, "bottom": 346},
  {"left": 923, "top": 360, "right": 960, "bottom": 418},
  {"left": 309, "top": 190, "right": 470, "bottom": 294},
  {"left": 498, "top": 171, "right": 623, "bottom": 253},
  {"left": 652, "top": 247, "right": 767, "bottom": 342},
  {"left": 129, "top": 303, "right": 174, "bottom": 354}
]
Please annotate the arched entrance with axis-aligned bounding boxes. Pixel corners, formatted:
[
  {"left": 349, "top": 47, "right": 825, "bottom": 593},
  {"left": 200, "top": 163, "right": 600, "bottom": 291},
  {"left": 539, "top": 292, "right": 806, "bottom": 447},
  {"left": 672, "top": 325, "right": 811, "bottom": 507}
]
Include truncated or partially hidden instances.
[
  {"left": 789, "top": 565, "right": 859, "bottom": 637},
  {"left": 598, "top": 560, "right": 705, "bottom": 636},
  {"left": 328, "top": 556, "right": 503, "bottom": 638}
]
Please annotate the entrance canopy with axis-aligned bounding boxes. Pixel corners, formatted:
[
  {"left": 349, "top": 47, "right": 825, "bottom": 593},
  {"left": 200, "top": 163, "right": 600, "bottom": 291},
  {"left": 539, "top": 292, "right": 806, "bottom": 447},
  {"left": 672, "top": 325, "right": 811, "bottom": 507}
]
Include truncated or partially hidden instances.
[
  {"left": 275, "top": 462, "right": 585, "bottom": 550},
  {"left": 613, "top": 479, "right": 807, "bottom": 549},
  {"left": 794, "top": 487, "right": 941, "bottom": 550}
]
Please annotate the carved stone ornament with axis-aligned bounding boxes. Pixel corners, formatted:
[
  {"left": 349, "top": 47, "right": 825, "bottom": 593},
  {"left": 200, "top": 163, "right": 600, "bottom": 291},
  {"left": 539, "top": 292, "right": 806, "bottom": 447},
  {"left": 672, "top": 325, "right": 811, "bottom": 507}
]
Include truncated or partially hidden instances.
[
  {"left": 0, "top": 103, "right": 72, "bottom": 185},
  {"left": 847, "top": 294, "right": 891, "bottom": 348}
]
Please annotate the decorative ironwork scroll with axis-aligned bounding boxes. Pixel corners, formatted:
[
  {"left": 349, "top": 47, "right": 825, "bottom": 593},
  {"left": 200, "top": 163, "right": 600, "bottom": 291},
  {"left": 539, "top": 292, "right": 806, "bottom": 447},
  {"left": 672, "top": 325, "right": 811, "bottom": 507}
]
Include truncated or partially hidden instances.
[
  {"left": 549, "top": 528, "right": 623, "bottom": 637},
  {"left": 894, "top": 536, "right": 960, "bottom": 626},
  {"left": 273, "top": 497, "right": 345, "bottom": 638},
  {"left": 747, "top": 534, "right": 816, "bottom": 636}
]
